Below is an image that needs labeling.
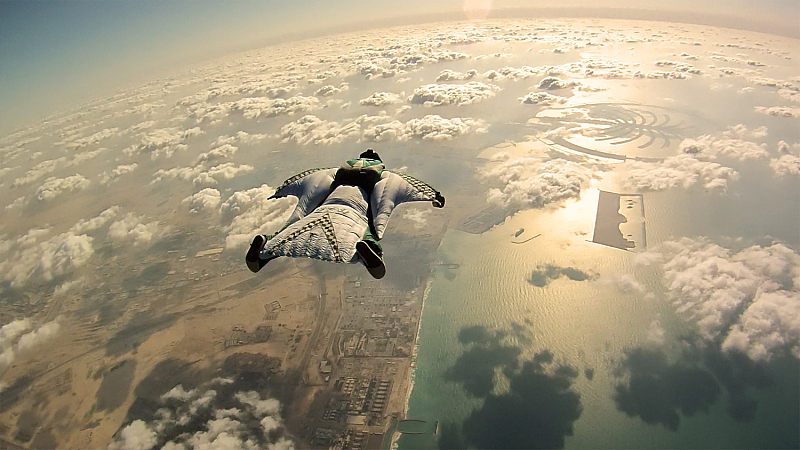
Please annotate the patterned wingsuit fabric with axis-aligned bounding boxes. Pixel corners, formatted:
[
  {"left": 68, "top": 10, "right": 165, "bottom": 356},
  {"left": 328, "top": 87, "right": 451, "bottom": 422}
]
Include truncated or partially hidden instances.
[{"left": 261, "top": 167, "right": 440, "bottom": 263}]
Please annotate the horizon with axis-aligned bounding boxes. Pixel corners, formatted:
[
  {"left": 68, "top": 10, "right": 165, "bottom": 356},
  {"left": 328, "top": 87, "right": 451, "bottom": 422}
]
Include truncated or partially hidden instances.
[{"left": 1, "top": 0, "right": 798, "bottom": 135}]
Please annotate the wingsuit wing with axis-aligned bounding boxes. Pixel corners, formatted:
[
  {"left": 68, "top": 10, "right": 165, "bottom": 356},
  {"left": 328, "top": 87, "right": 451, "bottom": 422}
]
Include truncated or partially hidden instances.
[
  {"left": 262, "top": 185, "right": 368, "bottom": 263},
  {"left": 270, "top": 167, "right": 338, "bottom": 227},
  {"left": 371, "top": 171, "right": 443, "bottom": 239}
]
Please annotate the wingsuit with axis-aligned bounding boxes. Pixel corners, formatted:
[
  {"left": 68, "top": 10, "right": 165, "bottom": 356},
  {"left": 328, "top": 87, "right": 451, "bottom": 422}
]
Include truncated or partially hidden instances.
[{"left": 245, "top": 149, "right": 445, "bottom": 279}]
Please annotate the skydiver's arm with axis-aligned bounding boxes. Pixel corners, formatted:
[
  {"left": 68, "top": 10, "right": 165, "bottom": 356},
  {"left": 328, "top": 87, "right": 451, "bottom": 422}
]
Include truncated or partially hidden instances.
[
  {"left": 269, "top": 167, "right": 338, "bottom": 225},
  {"left": 269, "top": 167, "right": 337, "bottom": 200},
  {"left": 371, "top": 171, "right": 444, "bottom": 238}
]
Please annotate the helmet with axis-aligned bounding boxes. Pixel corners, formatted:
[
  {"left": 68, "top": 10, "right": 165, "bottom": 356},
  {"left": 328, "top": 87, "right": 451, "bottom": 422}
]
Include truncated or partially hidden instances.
[{"left": 359, "top": 148, "right": 382, "bottom": 161}]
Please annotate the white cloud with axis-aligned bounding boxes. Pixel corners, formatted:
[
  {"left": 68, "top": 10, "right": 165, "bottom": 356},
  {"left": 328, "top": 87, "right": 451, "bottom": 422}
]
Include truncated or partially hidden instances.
[
  {"left": 402, "top": 208, "right": 430, "bottom": 230},
  {"left": 359, "top": 92, "right": 402, "bottom": 107},
  {"left": 754, "top": 106, "right": 800, "bottom": 118},
  {"left": 193, "top": 144, "right": 238, "bottom": 166},
  {"left": 0, "top": 319, "right": 60, "bottom": 370},
  {"left": 108, "top": 213, "right": 162, "bottom": 246},
  {"left": 16, "top": 320, "right": 60, "bottom": 352},
  {"left": 228, "top": 96, "right": 319, "bottom": 119},
  {"left": 183, "top": 188, "right": 222, "bottom": 213},
  {"left": 313, "top": 83, "right": 348, "bottom": 97},
  {"left": 646, "top": 318, "right": 666, "bottom": 344},
  {"left": 654, "top": 60, "right": 702, "bottom": 74},
  {"left": 482, "top": 157, "right": 591, "bottom": 212},
  {"left": 5, "top": 196, "right": 27, "bottom": 211},
  {"left": 213, "top": 131, "right": 271, "bottom": 147},
  {"left": 519, "top": 91, "right": 567, "bottom": 105},
  {"left": 221, "top": 184, "right": 294, "bottom": 249},
  {"left": 634, "top": 70, "right": 690, "bottom": 80},
  {"left": 151, "top": 166, "right": 204, "bottom": 184},
  {"left": 723, "top": 124, "right": 768, "bottom": 140},
  {"left": 642, "top": 238, "right": 800, "bottom": 360},
  {"left": 770, "top": 141, "right": 800, "bottom": 176},
  {"left": 408, "top": 82, "right": 499, "bottom": 106},
  {"left": 70, "top": 206, "right": 121, "bottom": 234},
  {"left": 278, "top": 115, "right": 361, "bottom": 146},
  {"left": 622, "top": 153, "right": 739, "bottom": 193},
  {"left": 435, "top": 69, "right": 478, "bottom": 81},
  {"left": 125, "top": 127, "right": 204, "bottom": 159},
  {"left": 109, "top": 381, "right": 293, "bottom": 450},
  {"left": 99, "top": 164, "right": 138, "bottom": 185},
  {"left": 538, "top": 76, "right": 580, "bottom": 90},
  {"left": 64, "top": 127, "right": 119, "bottom": 151},
  {"left": 364, "top": 114, "right": 487, "bottom": 142},
  {"left": 35, "top": 174, "right": 91, "bottom": 201},
  {"left": 0, "top": 319, "right": 32, "bottom": 349},
  {"left": 193, "top": 163, "right": 255, "bottom": 186},
  {"left": 12, "top": 157, "right": 67, "bottom": 187},
  {"left": 680, "top": 134, "right": 769, "bottom": 161},
  {"left": 66, "top": 147, "right": 107, "bottom": 167},
  {"left": 108, "top": 420, "right": 157, "bottom": 450}
]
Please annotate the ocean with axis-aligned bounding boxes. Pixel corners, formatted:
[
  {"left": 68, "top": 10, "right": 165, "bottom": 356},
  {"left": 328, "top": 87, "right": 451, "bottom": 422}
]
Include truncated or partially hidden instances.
[{"left": 398, "top": 186, "right": 799, "bottom": 449}]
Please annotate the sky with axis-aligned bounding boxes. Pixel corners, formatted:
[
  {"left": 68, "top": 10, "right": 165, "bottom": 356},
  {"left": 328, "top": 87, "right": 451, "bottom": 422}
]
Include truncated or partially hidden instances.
[{"left": 0, "top": 0, "right": 797, "bottom": 135}]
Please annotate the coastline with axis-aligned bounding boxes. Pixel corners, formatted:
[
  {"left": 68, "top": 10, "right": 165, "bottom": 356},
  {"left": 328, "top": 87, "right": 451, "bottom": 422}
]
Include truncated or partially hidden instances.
[{"left": 390, "top": 276, "right": 435, "bottom": 450}]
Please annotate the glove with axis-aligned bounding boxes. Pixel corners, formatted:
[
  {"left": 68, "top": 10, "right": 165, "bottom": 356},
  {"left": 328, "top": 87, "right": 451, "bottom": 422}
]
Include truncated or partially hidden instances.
[{"left": 432, "top": 192, "right": 445, "bottom": 208}]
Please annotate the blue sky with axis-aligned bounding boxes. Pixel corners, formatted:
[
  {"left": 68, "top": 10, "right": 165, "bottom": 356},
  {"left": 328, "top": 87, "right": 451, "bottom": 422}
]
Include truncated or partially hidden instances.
[{"left": 0, "top": 0, "right": 796, "bottom": 134}]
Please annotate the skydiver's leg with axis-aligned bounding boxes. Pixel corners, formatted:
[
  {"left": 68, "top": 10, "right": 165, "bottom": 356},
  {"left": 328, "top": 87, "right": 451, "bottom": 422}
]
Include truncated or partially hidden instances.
[
  {"left": 356, "top": 227, "right": 385, "bottom": 279},
  {"left": 360, "top": 227, "right": 383, "bottom": 257},
  {"left": 245, "top": 235, "right": 279, "bottom": 273}
]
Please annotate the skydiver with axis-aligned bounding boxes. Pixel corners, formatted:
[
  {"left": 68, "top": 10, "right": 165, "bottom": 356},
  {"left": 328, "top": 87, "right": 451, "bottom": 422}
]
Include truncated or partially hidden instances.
[{"left": 245, "top": 149, "right": 445, "bottom": 279}]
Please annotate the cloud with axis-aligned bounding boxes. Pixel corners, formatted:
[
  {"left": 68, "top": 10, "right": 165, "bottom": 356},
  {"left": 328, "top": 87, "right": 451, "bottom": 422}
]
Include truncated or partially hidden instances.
[
  {"left": 63, "top": 127, "right": 119, "bottom": 151},
  {"left": 519, "top": 91, "right": 568, "bottom": 105},
  {"left": 313, "top": 83, "right": 348, "bottom": 97},
  {"left": 634, "top": 70, "right": 691, "bottom": 80},
  {"left": 770, "top": 141, "right": 800, "bottom": 176},
  {"left": 680, "top": 134, "right": 769, "bottom": 161},
  {"left": 399, "top": 115, "right": 487, "bottom": 141},
  {"left": 100, "top": 164, "right": 139, "bottom": 185},
  {"left": 70, "top": 206, "right": 121, "bottom": 234},
  {"left": 108, "top": 420, "right": 157, "bottom": 450},
  {"left": 642, "top": 238, "right": 800, "bottom": 360},
  {"left": 108, "top": 213, "right": 162, "bottom": 246},
  {"left": 401, "top": 208, "right": 430, "bottom": 230},
  {"left": 193, "top": 144, "right": 238, "bottom": 166},
  {"left": 193, "top": 164, "right": 252, "bottom": 186},
  {"left": 528, "top": 264, "right": 597, "bottom": 287},
  {"left": 0, "top": 319, "right": 61, "bottom": 370},
  {"left": 11, "top": 157, "right": 67, "bottom": 187},
  {"left": 654, "top": 60, "right": 702, "bottom": 74},
  {"left": 538, "top": 76, "right": 580, "bottom": 90},
  {"left": 359, "top": 92, "right": 402, "bottom": 107},
  {"left": 151, "top": 166, "right": 204, "bottom": 184},
  {"left": 482, "top": 157, "right": 591, "bottom": 212},
  {"left": 228, "top": 96, "right": 319, "bottom": 119},
  {"left": 125, "top": 127, "right": 204, "bottom": 159},
  {"left": 66, "top": 147, "right": 107, "bottom": 167},
  {"left": 108, "top": 378, "right": 293, "bottom": 450},
  {"left": 278, "top": 115, "right": 361, "bottom": 146},
  {"left": 723, "top": 124, "right": 768, "bottom": 140},
  {"left": 600, "top": 274, "right": 656, "bottom": 300},
  {"left": 754, "top": 106, "right": 800, "bottom": 118},
  {"left": 220, "top": 185, "right": 294, "bottom": 249},
  {"left": 435, "top": 69, "right": 477, "bottom": 81},
  {"left": 622, "top": 154, "right": 739, "bottom": 193},
  {"left": 183, "top": 188, "right": 222, "bottom": 213},
  {"left": 212, "top": 131, "right": 271, "bottom": 147},
  {"left": 408, "top": 82, "right": 499, "bottom": 106},
  {"left": 35, "top": 174, "right": 91, "bottom": 201}
]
